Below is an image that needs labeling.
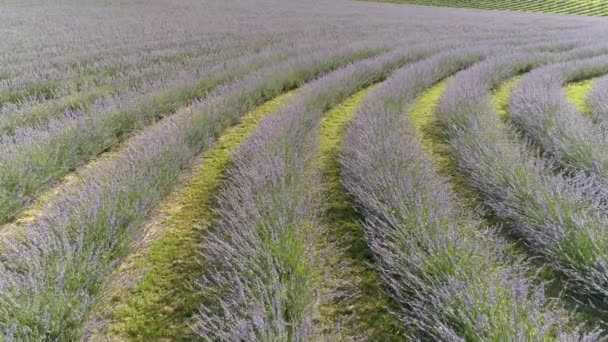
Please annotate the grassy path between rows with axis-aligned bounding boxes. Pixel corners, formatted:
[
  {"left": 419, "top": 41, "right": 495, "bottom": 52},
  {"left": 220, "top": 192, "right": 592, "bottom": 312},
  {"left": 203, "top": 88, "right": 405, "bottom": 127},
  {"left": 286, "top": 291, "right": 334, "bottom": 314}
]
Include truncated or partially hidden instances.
[
  {"left": 493, "top": 76, "right": 521, "bottom": 120},
  {"left": 313, "top": 86, "right": 404, "bottom": 340},
  {"left": 406, "top": 79, "right": 485, "bottom": 214},
  {"left": 88, "top": 92, "right": 294, "bottom": 341},
  {"left": 564, "top": 79, "right": 595, "bottom": 114},
  {"left": 407, "top": 80, "right": 449, "bottom": 164}
]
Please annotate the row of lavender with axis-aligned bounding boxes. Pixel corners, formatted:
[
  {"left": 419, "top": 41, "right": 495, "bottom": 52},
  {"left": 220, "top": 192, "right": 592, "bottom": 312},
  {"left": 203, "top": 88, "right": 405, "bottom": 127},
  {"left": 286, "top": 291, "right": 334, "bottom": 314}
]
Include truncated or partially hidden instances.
[
  {"left": 191, "top": 45, "right": 444, "bottom": 340},
  {"left": 7, "top": 0, "right": 608, "bottom": 340},
  {"left": 339, "top": 45, "right": 607, "bottom": 339},
  {"left": 0, "top": 41, "right": 394, "bottom": 339},
  {"left": 190, "top": 41, "right": 608, "bottom": 340},
  {"left": 432, "top": 45, "right": 608, "bottom": 313},
  {"left": 422, "top": 47, "right": 608, "bottom": 335},
  {"left": 0, "top": 38, "right": 385, "bottom": 225}
]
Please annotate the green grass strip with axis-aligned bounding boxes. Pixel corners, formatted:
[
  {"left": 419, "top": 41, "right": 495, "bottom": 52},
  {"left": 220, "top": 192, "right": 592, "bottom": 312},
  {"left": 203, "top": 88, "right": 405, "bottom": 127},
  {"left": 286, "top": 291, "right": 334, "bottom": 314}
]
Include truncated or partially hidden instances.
[
  {"left": 93, "top": 92, "right": 294, "bottom": 341},
  {"left": 493, "top": 76, "right": 522, "bottom": 120},
  {"left": 564, "top": 79, "right": 595, "bottom": 114},
  {"left": 314, "top": 86, "right": 404, "bottom": 340},
  {"left": 407, "top": 79, "right": 488, "bottom": 219},
  {"left": 407, "top": 80, "right": 449, "bottom": 164}
]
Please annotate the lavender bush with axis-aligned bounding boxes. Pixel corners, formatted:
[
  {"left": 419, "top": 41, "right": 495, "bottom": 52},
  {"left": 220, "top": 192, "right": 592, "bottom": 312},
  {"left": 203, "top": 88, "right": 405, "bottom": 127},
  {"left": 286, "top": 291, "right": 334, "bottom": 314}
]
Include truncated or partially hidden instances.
[
  {"left": 191, "top": 46, "right": 441, "bottom": 340},
  {"left": 437, "top": 53, "right": 608, "bottom": 314},
  {"left": 0, "top": 43, "right": 393, "bottom": 341},
  {"left": 4, "top": 0, "right": 608, "bottom": 340},
  {"left": 509, "top": 55, "right": 608, "bottom": 186},
  {"left": 340, "top": 48, "right": 600, "bottom": 339},
  {"left": 587, "top": 74, "right": 608, "bottom": 126}
]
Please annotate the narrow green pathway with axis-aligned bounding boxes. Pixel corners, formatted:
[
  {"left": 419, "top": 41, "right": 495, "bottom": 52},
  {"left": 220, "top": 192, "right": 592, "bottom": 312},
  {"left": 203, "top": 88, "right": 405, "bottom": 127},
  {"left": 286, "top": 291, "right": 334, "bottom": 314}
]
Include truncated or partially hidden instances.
[
  {"left": 314, "top": 86, "right": 405, "bottom": 340},
  {"left": 407, "top": 80, "right": 449, "bottom": 164},
  {"left": 406, "top": 79, "right": 483, "bottom": 211},
  {"left": 493, "top": 76, "right": 521, "bottom": 120},
  {"left": 89, "top": 92, "right": 293, "bottom": 341},
  {"left": 564, "top": 79, "right": 595, "bottom": 114}
]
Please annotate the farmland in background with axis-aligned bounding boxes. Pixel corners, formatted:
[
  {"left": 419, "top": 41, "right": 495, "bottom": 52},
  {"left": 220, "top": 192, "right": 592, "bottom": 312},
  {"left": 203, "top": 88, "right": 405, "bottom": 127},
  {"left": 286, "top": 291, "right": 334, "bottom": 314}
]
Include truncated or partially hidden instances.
[
  {"left": 4, "top": 0, "right": 608, "bottom": 340},
  {"left": 365, "top": 0, "right": 608, "bottom": 16}
]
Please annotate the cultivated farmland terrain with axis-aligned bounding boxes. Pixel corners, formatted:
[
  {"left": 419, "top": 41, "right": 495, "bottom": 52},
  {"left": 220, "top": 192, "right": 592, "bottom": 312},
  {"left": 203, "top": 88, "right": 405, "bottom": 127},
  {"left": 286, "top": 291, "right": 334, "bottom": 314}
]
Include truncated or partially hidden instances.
[
  {"left": 368, "top": 0, "right": 608, "bottom": 16},
  {"left": 5, "top": 0, "right": 608, "bottom": 340}
]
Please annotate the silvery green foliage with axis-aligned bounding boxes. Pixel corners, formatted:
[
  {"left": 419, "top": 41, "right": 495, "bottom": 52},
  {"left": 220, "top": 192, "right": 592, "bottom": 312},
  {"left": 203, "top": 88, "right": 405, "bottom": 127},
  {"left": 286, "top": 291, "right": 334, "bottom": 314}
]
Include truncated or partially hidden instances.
[
  {"left": 191, "top": 47, "right": 439, "bottom": 340},
  {"left": 509, "top": 56, "right": 608, "bottom": 185},
  {"left": 341, "top": 49, "right": 601, "bottom": 340},
  {"left": 4, "top": 0, "right": 608, "bottom": 340},
  {"left": 0, "top": 43, "right": 394, "bottom": 341},
  {"left": 437, "top": 53, "right": 608, "bottom": 314}
]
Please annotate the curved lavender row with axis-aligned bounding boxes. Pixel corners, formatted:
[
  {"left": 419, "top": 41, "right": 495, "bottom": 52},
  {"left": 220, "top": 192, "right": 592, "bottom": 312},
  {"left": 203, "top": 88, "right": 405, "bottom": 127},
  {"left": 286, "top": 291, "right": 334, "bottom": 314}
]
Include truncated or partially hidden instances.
[
  {"left": 587, "top": 74, "right": 608, "bottom": 126},
  {"left": 340, "top": 48, "right": 599, "bottom": 339},
  {"left": 0, "top": 45, "right": 224, "bottom": 109},
  {"left": 190, "top": 46, "right": 443, "bottom": 340},
  {"left": 192, "top": 41, "right": 608, "bottom": 340},
  {"left": 0, "top": 0, "right": 598, "bottom": 104},
  {"left": 0, "top": 43, "right": 386, "bottom": 226},
  {"left": 0, "top": 30, "right": 382, "bottom": 132},
  {"left": 509, "top": 55, "right": 608, "bottom": 188},
  {"left": 437, "top": 53, "right": 608, "bottom": 313},
  {"left": 0, "top": 44, "right": 264, "bottom": 136},
  {"left": 0, "top": 38, "right": 285, "bottom": 135},
  {"left": 0, "top": 43, "right": 392, "bottom": 341},
  {"left": 0, "top": 33, "right": 519, "bottom": 226},
  {"left": 0, "top": 36, "right": 374, "bottom": 139},
  {"left": 0, "top": 35, "right": 267, "bottom": 108}
]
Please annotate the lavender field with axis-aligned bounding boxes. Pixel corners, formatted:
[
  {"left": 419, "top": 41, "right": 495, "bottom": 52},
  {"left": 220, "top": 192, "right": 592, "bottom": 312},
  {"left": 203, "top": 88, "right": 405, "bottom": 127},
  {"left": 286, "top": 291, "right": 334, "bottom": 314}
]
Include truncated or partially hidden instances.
[{"left": 5, "top": 0, "right": 608, "bottom": 340}]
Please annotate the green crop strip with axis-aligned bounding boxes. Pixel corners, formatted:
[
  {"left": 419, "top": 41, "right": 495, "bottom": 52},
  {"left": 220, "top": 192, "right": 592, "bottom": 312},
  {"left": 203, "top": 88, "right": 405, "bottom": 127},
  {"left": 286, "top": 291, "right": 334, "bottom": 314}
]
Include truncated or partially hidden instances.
[
  {"left": 314, "top": 86, "right": 404, "bottom": 340},
  {"left": 361, "top": 0, "right": 608, "bottom": 17},
  {"left": 92, "top": 92, "right": 293, "bottom": 341},
  {"left": 564, "top": 79, "right": 595, "bottom": 114}
]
